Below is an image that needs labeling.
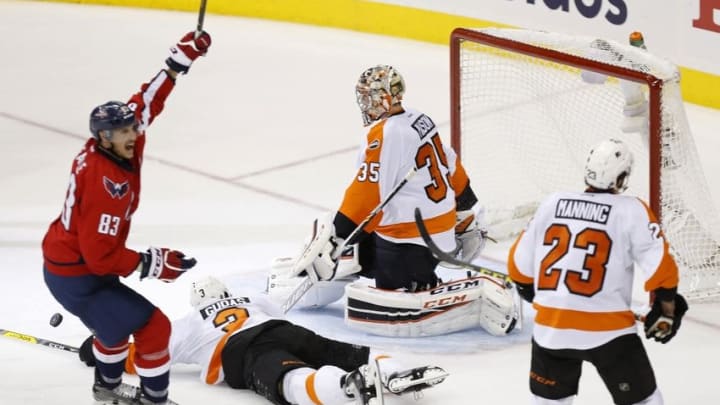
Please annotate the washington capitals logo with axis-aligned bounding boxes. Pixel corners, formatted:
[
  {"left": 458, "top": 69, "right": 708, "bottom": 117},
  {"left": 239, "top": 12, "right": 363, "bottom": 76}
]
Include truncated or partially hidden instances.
[{"left": 103, "top": 176, "right": 130, "bottom": 199}]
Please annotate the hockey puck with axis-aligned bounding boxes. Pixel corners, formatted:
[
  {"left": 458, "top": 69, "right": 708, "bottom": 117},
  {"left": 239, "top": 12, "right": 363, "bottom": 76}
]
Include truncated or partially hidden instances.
[{"left": 49, "top": 312, "right": 63, "bottom": 327}]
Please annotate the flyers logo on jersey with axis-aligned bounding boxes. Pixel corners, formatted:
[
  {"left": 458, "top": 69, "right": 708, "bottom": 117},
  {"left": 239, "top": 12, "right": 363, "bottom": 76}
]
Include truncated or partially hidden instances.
[{"left": 103, "top": 176, "right": 130, "bottom": 199}]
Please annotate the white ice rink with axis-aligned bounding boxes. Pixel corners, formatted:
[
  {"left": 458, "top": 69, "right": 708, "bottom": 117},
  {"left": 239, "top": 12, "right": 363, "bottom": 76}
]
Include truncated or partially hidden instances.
[{"left": 1, "top": 1, "right": 719, "bottom": 403}]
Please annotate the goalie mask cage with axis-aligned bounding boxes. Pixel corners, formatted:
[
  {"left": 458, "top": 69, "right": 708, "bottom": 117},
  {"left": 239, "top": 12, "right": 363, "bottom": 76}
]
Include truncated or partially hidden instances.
[{"left": 450, "top": 27, "right": 720, "bottom": 300}]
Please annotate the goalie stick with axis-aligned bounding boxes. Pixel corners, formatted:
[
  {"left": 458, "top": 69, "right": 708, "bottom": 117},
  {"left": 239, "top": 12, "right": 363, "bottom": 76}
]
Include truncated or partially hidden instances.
[
  {"left": 282, "top": 167, "right": 419, "bottom": 313},
  {"left": 413, "top": 207, "right": 513, "bottom": 286},
  {"left": 1, "top": 328, "right": 79, "bottom": 353}
]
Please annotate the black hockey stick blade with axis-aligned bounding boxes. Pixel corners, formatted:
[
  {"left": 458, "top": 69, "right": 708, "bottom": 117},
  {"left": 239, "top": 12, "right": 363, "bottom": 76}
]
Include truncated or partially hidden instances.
[
  {"left": 414, "top": 207, "right": 513, "bottom": 285},
  {"left": 1, "top": 328, "right": 79, "bottom": 353}
]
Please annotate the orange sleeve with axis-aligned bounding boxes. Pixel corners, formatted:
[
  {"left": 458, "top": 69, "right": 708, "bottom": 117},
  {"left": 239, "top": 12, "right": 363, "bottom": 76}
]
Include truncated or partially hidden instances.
[
  {"left": 337, "top": 124, "right": 385, "bottom": 233},
  {"left": 508, "top": 231, "right": 534, "bottom": 285},
  {"left": 451, "top": 159, "right": 470, "bottom": 196}
]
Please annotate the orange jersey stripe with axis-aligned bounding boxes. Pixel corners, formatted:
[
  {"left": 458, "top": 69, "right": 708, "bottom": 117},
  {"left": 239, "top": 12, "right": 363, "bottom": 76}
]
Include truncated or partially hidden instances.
[
  {"left": 508, "top": 231, "right": 534, "bottom": 285},
  {"left": 533, "top": 302, "right": 635, "bottom": 331},
  {"left": 338, "top": 123, "right": 385, "bottom": 230},
  {"left": 376, "top": 209, "right": 455, "bottom": 238},
  {"left": 205, "top": 318, "right": 247, "bottom": 384},
  {"left": 305, "top": 372, "right": 322, "bottom": 405}
]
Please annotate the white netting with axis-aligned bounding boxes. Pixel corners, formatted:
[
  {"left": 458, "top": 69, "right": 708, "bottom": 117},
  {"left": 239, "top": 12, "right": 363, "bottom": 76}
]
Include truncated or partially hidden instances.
[{"left": 454, "top": 28, "right": 720, "bottom": 300}]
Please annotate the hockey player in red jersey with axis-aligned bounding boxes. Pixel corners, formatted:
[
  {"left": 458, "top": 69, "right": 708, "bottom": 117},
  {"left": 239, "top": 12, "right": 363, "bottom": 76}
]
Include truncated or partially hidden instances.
[
  {"left": 42, "top": 30, "right": 211, "bottom": 405},
  {"left": 508, "top": 138, "right": 688, "bottom": 405}
]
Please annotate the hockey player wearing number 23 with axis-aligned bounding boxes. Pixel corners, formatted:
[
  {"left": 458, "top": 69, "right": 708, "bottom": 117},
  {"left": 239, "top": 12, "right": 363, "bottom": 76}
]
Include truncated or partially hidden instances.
[
  {"left": 508, "top": 139, "right": 689, "bottom": 405},
  {"left": 41, "top": 30, "right": 212, "bottom": 404}
]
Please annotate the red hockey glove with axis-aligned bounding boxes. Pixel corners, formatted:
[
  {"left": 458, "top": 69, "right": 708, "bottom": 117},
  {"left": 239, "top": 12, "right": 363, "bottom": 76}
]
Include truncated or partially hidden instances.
[
  {"left": 138, "top": 247, "right": 197, "bottom": 282},
  {"left": 165, "top": 31, "right": 212, "bottom": 74}
]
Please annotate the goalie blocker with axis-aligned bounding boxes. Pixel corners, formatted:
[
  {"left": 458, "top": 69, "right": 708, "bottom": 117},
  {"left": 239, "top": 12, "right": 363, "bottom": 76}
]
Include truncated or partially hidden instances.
[{"left": 345, "top": 274, "right": 519, "bottom": 337}]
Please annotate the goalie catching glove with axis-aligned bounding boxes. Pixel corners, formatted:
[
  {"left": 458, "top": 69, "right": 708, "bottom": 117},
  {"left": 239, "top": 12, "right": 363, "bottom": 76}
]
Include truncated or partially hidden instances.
[
  {"left": 453, "top": 209, "right": 489, "bottom": 263},
  {"left": 643, "top": 293, "right": 688, "bottom": 344},
  {"left": 137, "top": 247, "right": 197, "bottom": 282},
  {"left": 291, "top": 213, "right": 361, "bottom": 282}
]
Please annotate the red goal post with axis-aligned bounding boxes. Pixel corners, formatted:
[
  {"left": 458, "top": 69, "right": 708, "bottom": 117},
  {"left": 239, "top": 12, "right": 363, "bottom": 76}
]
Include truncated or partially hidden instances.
[{"left": 449, "top": 27, "right": 720, "bottom": 300}]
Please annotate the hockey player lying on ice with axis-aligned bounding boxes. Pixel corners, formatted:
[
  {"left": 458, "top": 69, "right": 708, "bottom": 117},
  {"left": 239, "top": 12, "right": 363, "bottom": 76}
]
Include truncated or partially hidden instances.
[{"left": 79, "top": 276, "right": 448, "bottom": 405}]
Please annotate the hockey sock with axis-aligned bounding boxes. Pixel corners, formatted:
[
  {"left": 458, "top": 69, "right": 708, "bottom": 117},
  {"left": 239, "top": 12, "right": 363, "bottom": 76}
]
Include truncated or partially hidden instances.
[{"left": 93, "top": 338, "right": 130, "bottom": 389}]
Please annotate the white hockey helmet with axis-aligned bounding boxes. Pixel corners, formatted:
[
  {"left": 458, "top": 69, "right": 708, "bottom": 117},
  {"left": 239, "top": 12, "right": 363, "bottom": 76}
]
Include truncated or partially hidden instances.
[
  {"left": 355, "top": 65, "right": 405, "bottom": 126},
  {"left": 584, "top": 138, "right": 634, "bottom": 193},
  {"left": 190, "top": 276, "right": 231, "bottom": 308}
]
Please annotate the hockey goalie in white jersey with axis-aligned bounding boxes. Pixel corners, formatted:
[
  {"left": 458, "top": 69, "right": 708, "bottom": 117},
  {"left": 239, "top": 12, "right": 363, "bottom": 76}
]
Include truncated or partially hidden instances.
[
  {"left": 267, "top": 64, "right": 519, "bottom": 338},
  {"left": 79, "top": 276, "right": 448, "bottom": 405},
  {"left": 508, "top": 139, "right": 688, "bottom": 404}
]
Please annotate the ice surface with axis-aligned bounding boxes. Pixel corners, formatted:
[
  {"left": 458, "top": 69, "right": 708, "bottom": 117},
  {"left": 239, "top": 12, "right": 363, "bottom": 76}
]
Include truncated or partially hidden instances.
[{"left": 1, "top": 1, "right": 718, "bottom": 403}]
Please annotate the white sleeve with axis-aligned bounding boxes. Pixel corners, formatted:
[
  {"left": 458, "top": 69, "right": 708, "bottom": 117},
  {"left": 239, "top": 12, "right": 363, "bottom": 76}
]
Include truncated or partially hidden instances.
[
  {"left": 168, "top": 314, "right": 195, "bottom": 366},
  {"left": 627, "top": 199, "right": 673, "bottom": 285}
]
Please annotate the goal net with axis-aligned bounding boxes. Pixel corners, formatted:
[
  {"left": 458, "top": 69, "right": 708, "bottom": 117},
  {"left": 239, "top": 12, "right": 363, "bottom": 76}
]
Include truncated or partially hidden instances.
[{"left": 451, "top": 27, "right": 720, "bottom": 300}]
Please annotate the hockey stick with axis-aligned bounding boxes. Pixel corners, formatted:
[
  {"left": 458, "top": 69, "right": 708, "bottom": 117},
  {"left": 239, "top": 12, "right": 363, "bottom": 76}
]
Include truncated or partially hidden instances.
[
  {"left": 195, "top": 0, "right": 208, "bottom": 38},
  {"left": 282, "top": 167, "right": 419, "bottom": 313},
  {"left": 413, "top": 207, "right": 513, "bottom": 286},
  {"left": 1, "top": 328, "right": 79, "bottom": 353}
]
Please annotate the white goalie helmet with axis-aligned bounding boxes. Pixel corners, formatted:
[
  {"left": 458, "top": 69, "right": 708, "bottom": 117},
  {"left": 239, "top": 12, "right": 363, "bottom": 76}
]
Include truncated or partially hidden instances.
[
  {"left": 190, "top": 276, "right": 231, "bottom": 308},
  {"left": 584, "top": 138, "right": 634, "bottom": 193},
  {"left": 355, "top": 64, "right": 405, "bottom": 126}
]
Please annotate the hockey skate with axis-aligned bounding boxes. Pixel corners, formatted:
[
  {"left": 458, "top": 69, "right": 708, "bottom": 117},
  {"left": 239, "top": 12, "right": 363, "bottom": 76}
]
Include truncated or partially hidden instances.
[
  {"left": 343, "top": 365, "right": 379, "bottom": 405},
  {"left": 93, "top": 374, "right": 178, "bottom": 405},
  {"left": 385, "top": 366, "right": 449, "bottom": 398},
  {"left": 92, "top": 380, "right": 141, "bottom": 405}
]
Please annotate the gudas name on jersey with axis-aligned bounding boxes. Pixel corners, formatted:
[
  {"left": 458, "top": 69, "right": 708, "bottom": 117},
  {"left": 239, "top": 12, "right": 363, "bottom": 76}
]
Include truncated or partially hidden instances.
[
  {"left": 554, "top": 199, "right": 612, "bottom": 224},
  {"left": 198, "top": 297, "right": 250, "bottom": 319}
]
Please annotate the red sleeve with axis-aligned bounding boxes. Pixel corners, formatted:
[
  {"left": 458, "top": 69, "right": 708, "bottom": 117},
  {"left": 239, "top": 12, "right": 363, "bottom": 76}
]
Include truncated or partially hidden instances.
[
  {"left": 75, "top": 164, "right": 141, "bottom": 276},
  {"left": 127, "top": 70, "right": 176, "bottom": 130}
]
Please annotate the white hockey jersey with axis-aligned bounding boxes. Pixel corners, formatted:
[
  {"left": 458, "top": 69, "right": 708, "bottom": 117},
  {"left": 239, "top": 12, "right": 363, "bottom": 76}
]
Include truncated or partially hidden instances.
[
  {"left": 508, "top": 191, "right": 679, "bottom": 350},
  {"left": 338, "top": 108, "right": 471, "bottom": 251},
  {"left": 167, "top": 295, "right": 280, "bottom": 385}
]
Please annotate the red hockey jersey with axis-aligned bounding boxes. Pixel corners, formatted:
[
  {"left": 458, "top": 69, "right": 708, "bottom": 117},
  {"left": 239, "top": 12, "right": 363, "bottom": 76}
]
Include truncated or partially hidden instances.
[{"left": 42, "top": 70, "right": 175, "bottom": 277}]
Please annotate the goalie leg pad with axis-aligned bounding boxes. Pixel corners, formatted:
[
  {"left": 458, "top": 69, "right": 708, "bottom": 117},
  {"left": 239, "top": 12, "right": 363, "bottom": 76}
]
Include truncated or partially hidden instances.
[
  {"left": 345, "top": 277, "right": 486, "bottom": 337},
  {"left": 477, "top": 278, "right": 519, "bottom": 336},
  {"left": 345, "top": 276, "right": 519, "bottom": 337}
]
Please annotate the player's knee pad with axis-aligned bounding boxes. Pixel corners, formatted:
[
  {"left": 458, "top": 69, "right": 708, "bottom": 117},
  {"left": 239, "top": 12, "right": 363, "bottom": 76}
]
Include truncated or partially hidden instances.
[
  {"left": 345, "top": 275, "right": 516, "bottom": 337},
  {"left": 132, "top": 308, "right": 171, "bottom": 374}
]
